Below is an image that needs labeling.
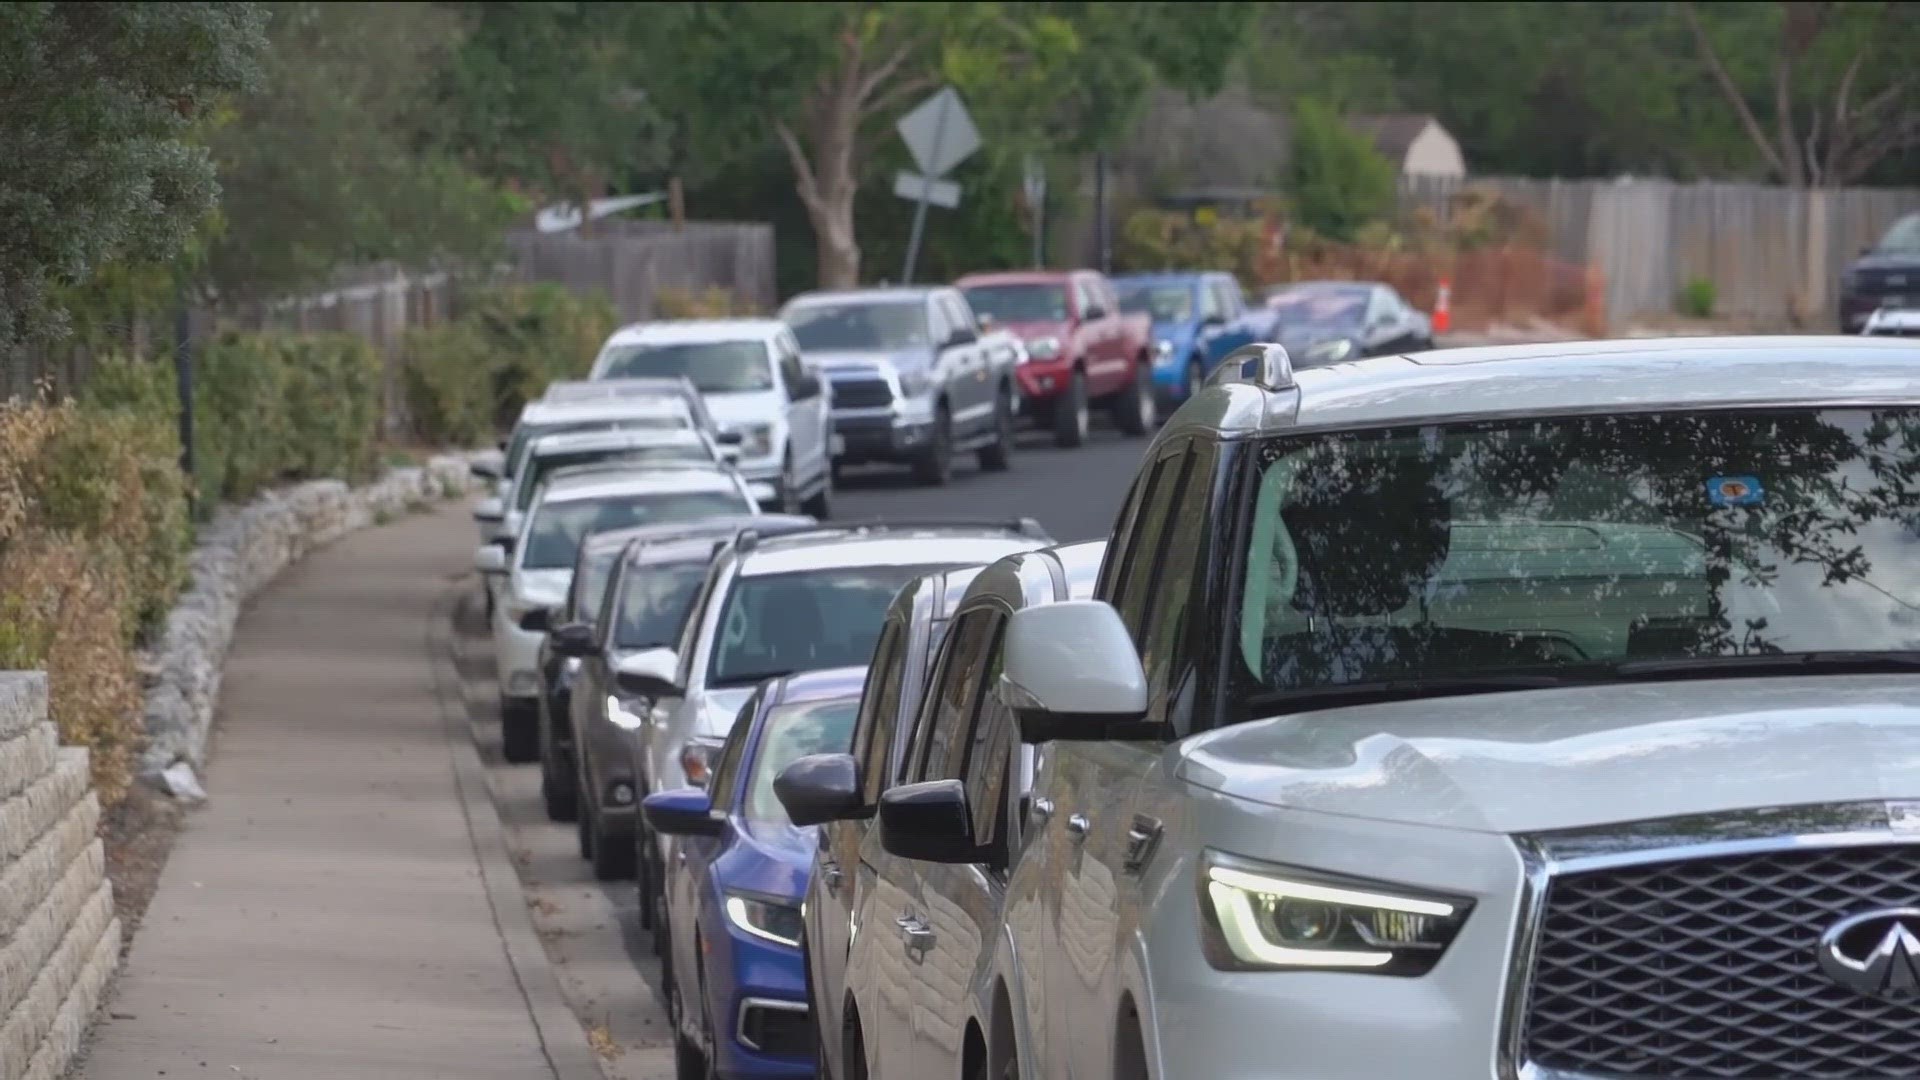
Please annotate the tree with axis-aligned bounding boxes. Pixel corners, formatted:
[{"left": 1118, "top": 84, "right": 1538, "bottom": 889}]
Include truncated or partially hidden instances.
[
  {"left": 1682, "top": 1, "right": 1920, "bottom": 187},
  {"left": 439, "top": 2, "right": 669, "bottom": 219},
  {"left": 0, "top": 2, "right": 266, "bottom": 357},
  {"left": 1287, "top": 97, "right": 1396, "bottom": 241},
  {"left": 207, "top": 2, "right": 521, "bottom": 300}
]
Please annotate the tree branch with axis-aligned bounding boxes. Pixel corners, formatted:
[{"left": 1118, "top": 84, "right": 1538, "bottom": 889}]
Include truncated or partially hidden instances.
[
  {"left": 774, "top": 119, "right": 822, "bottom": 211},
  {"left": 1837, "top": 111, "right": 1920, "bottom": 185},
  {"left": 1773, "top": 57, "right": 1804, "bottom": 185},
  {"left": 865, "top": 71, "right": 938, "bottom": 122},
  {"left": 1682, "top": 1, "right": 1787, "bottom": 179}
]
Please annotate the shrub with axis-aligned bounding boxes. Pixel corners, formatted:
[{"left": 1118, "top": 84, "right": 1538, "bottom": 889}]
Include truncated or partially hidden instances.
[
  {"left": 655, "top": 285, "right": 758, "bottom": 319},
  {"left": 279, "top": 334, "right": 383, "bottom": 481},
  {"left": 1116, "top": 208, "right": 1269, "bottom": 285},
  {"left": 400, "top": 322, "right": 496, "bottom": 448},
  {"left": 1287, "top": 97, "right": 1397, "bottom": 242},
  {"left": 1679, "top": 277, "right": 1717, "bottom": 319}
]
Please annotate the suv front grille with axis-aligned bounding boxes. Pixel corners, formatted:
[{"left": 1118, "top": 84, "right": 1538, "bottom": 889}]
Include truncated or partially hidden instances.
[
  {"left": 1525, "top": 843, "right": 1920, "bottom": 1078},
  {"left": 830, "top": 377, "right": 894, "bottom": 410}
]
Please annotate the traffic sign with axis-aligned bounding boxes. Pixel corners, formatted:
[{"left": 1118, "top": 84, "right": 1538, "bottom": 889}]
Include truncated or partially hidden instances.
[
  {"left": 894, "top": 171, "right": 961, "bottom": 209},
  {"left": 897, "top": 87, "right": 981, "bottom": 178},
  {"left": 534, "top": 192, "right": 666, "bottom": 234}
]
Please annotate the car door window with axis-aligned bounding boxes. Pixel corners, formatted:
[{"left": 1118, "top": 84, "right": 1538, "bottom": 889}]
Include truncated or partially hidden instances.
[
  {"left": 775, "top": 341, "right": 808, "bottom": 398},
  {"left": 910, "top": 610, "right": 996, "bottom": 781},
  {"left": 1212, "top": 281, "right": 1241, "bottom": 320},
  {"left": 1108, "top": 446, "right": 1191, "bottom": 640},
  {"left": 926, "top": 300, "right": 953, "bottom": 348},
  {"left": 940, "top": 296, "right": 973, "bottom": 343},
  {"left": 1139, "top": 442, "right": 1215, "bottom": 723},
  {"left": 854, "top": 620, "right": 907, "bottom": 804},
  {"left": 958, "top": 623, "right": 1013, "bottom": 847},
  {"left": 707, "top": 694, "right": 755, "bottom": 806},
  {"left": 1197, "top": 283, "right": 1224, "bottom": 322}
]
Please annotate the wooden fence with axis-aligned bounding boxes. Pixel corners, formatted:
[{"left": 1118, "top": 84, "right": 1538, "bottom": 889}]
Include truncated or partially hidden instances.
[{"left": 1397, "top": 177, "right": 1920, "bottom": 327}]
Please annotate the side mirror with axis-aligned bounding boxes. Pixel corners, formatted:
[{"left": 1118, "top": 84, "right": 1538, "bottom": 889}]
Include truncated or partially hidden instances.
[
  {"left": 716, "top": 429, "right": 746, "bottom": 446},
  {"left": 470, "top": 452, "right": 504, "bottom": 480},
  {"left": 719, "top": 444, "right": 743, "bottom": 464},
  {"left": 642, "top": 787, "right": 725, "bottom": 837},
  {"left": 549, "top": 621, "right": 597, "bottom": 656},
  {"left": 472, "top": 497, "right": 505, "bottom": 524},
  {"left": 946, "top": 327, "right": 978, "bottom": 348},
  {"left": 519, "top": 606, "right": 557, "bottom": 633},
  {"left": 746, "top": 480, "right": 779, "bottom": 503},
  {"left": 793, "top": 372, "right": 823, "bottom": 400},
  {"left": 1082, "top": 304, "right": 1108, "bottom": 321},
  {"left": 614, "top": 648, "right": 681, "bottom": 698},
  {"left": 877, "top": 779, "right": 989, "bottom": 864},
  {"left": 774, "top": 753, "right": 865, "bottom": 827},
  {"left": 1000, "top": 600, "right": 1150, "bottom": 743},
  {"left": 473, "top": 544, "right": 508, "bottom": 576}
]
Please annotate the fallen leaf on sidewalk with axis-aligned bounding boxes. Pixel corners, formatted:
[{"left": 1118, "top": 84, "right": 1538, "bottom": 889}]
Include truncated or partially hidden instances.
[{"left": 587, "top": 1022, "right": 623, "bottom": 1060}]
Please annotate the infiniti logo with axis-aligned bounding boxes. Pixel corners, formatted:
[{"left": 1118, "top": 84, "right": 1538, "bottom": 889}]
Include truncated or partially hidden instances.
[{"left": 1817, "top": 908, "right": 1920, "bottom": 1000}]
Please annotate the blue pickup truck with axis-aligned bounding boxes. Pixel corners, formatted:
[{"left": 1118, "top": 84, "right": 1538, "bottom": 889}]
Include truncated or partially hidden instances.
[{"left": 1113, "top": 270, "right": 1268, "bottom": 408}]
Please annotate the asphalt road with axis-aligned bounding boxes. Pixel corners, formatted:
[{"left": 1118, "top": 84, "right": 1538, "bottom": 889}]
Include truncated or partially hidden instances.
[{"left": 831, "top": 416, "right": 1149, "bottom": 542}]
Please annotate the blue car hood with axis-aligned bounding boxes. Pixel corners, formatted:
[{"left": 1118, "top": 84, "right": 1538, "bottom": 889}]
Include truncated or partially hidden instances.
[{"left": 722, "top": 817, "right": 815, "bottom": 903}]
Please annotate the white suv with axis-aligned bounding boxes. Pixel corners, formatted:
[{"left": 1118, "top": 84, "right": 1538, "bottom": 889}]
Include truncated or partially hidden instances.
[
  {"left": 872, "top": 337, "right": 1920, "bottom": 1079},
  {"left": 610, "top": 520, "right": 1053, "bottom": 928},
  {"left": 475, "top": 463, "right": 761, "bottom": 763},
  {"left": 590, "top": 320, "right": 835, "bottom": 517}
]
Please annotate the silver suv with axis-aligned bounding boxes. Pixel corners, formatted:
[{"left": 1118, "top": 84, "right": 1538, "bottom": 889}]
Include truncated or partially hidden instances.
[{"left": 874, "top": 337, "right": 1920, "bottom": 1079}]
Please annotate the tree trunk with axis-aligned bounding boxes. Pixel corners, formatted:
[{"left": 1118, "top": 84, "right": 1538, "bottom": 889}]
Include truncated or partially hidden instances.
[{"left": 812, "top": 197, "right": 861, "bottom": 289}]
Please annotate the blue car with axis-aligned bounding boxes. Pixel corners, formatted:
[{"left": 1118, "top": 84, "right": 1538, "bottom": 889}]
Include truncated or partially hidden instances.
[
  {"left": 645, "top": 666, "right": 868, "bottom": 1080},
  {"left": 1113, "top": 270, "right": 1266, "bottom": 407}
]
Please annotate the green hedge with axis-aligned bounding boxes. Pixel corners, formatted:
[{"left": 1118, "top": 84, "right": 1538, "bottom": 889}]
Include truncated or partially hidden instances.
[{"left": 401, "top": 283, "right": 617, "bottom": 446}]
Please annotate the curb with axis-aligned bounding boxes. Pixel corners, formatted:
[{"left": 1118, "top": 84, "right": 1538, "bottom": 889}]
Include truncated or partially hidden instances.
[{"left": 426, "top": 582, "right": 609, "bottom": 1080}]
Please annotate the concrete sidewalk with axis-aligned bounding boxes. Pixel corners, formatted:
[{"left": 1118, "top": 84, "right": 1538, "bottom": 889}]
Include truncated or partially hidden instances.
[{"left": 81, "top": 506, "right": 602, "bottom": 1080}]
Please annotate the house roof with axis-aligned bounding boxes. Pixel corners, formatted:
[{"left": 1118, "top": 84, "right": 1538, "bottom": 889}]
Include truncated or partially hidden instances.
[{"left": 1345, "top": 113, "right": 1441, "bottom": 164}]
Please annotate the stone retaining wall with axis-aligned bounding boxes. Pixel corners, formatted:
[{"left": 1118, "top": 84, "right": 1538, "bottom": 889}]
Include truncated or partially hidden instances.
[
  {"left": 0, "top": 672, "right": 119, "bottom": 1080},
  {"left": 139, "top": 453, "right": 480, "bottom": 782}
]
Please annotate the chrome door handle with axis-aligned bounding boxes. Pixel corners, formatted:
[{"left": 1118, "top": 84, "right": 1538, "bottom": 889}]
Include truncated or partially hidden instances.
[
  {"left": 1066, "top": 813, "right": 1091, "bottom": 840},
  {"left": 821, "top": 861, "right": 844, "bottom": 894},
  {"left": 897, "top": 915, "right": 936, "bottom": 957},
  {"left": 1028, "top": 797, "right": 1053, "bottom": 827}
]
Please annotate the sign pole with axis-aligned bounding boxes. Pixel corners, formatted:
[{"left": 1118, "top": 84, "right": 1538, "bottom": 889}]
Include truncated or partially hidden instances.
[{"left": 901, "top": 96, "right": 952, "bottom": 286}]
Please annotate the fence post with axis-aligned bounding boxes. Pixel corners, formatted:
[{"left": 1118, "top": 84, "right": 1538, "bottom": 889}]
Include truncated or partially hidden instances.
[{"left": 172, "top": 299, "right": 195, "bottom": 514}]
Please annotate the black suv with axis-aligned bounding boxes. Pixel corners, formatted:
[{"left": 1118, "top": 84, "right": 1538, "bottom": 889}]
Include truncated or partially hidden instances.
[{"left": 1839, "top": 212, "right": 1920, "bottom": 331}]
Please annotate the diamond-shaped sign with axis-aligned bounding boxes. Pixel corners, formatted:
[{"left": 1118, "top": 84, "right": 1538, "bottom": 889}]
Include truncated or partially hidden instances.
[{"left": 897, "top": 87, "right": 981, "bottom": 179}]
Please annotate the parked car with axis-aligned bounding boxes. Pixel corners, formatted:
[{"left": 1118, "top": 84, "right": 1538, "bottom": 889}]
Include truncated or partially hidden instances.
[
  {"left": 616, "top": 519, "right": 1055, "bottom": 932},
  {"left": 473, "top": 463, "right": 762, "bottom": 762},
  {"left": 780, "top": 287, "right": 1023, "bottom": 484},
  {"left": 1862, "top": 307, "right": 1920, "bottom": 336},
  {"left": 645, "top": 666, "right": 868, "bottom": 1080},
  {"left": 484, "top": 426, "right": 747, "bottom": 546},
  {"left": 589, "top": 320, "right": 835, "bottom": 517},
  {"left": 472, "top": 384, "right": 726, "bottom": 542},
  {"left": 1261, "top": 280, "right": 1435, "bottom": 367},
  {"left": 957, "top": 270, "right": 1157, "bottom": 447},
  {"left": 1113, "top": 271, "right": 1263, "bottom": 408},
  {"left": 524, "top": 513, "right": 814, "bottom": 825},
  {"left": 777, "top": 539, "right": 1105, "bottom": 1080},
  {"left": 545, "top": 514, "right": 817, "bottom": 881},
  {"left": 1839, "top": 212, "right": 1920, "bottom": 332},
  {"left": 871, "top": 337, "right": 1920, "bottom": 1078}
]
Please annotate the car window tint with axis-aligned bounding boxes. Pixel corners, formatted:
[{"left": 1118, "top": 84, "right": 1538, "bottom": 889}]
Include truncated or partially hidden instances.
[
  {"left": 854, "top": 619, "right": 907, "bottom": 804},
  {"left": 959, "top": 621, "right": 1013, "bottom": 843},
  {"left": 1110, "top": 448, "right": 1188, "bottom": 640},
  {"left": 711, "top": 565, "right": 949, "bottom": 688},
  {"left": 707, "top": 694, "right": 756, "bottom": 807},
  {"left": 1141, "top": 442, "right": 1214, "bottom": 719},
  {"left": 746, "top": 697, "right": 861, "bottom": 824},
  {"left": 615, "top": 559, "right": 710, "bottom": 650},
  {"left": 913, "top": 610, "right": 995, "bottom": 781}
]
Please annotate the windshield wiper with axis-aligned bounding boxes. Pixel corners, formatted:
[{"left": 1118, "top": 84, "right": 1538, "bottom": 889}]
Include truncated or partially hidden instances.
[
  {"left": 1613, "top": 651, "right": 1920, "bottom": 679},
  {"left": 712, "top": 668, "right": 795, "bottom": 689},
  {"left": 1244, "top": 672, "right": 1599, "bottom": 714}
]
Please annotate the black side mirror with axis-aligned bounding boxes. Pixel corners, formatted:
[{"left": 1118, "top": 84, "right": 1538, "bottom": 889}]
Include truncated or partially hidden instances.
[
  {"left": 946, "top": 327, "right": 977, "bottom": 348},
  {"left": 1082, "top": 304, "right": 1107, "bottom": 321},
  {"left": 877, "top": 779, "right": 991, "bottom": 864},
  {"left": 794, "top": 373, "right": 822, "bottom": 400},
  {"left": 519, "top": 606, "right": 556, "bottom": 633},
  {"left": 716, "top": 429, "right": 745, "bottom": 446},
  {"left": 549, "top": 621, "right": 597, "bottom": 657},
  {"left": 774, "top": 753, "right": 866, "bottom": 827}
]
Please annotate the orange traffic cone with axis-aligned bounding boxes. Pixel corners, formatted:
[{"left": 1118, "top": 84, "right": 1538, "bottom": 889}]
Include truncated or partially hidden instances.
[{"left": 1432, "top": 278, "right": 1452, "bottom": 334}]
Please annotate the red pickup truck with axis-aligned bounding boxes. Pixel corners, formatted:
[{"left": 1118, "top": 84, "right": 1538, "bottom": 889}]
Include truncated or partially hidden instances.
[{"left": 956, "top": 269, "right": 1159, "bottom": 447}]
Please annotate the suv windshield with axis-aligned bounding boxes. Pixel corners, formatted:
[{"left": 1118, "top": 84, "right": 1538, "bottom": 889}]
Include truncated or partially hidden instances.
[
  {"left": 1118, "top": 284, "right": 1193, "bottom": 323},
  {"left": 1267, "top": 286, "right": 1368, "bottom": 330},
  {"left": 786, "top": 301, "right": 929, "bottom": 352},
  {"left": 523, "top": 492, "right": 750, "bottom": 569},
  {"left": 507, "top": 417, "right": 689, "bottom": 483},
  {"left": 963, "top": 284, "right": 1069, "bottom": 324},
  {"left": 599, "top": 341, "right": 774, "bottom": 393},
  {"left": 614, "top": 559, "right": 709, "bottom": 650},
  {"left": 516, "top": 446, "right": 716, "bottom": 512},
  {"left": 711, "top": 565, "right": 951, "bottom": 687},
  {"left": 1234, "top": 408, "right": 1920, "bottom": 706},
  {"left": 745, "top": 697, "right": 860, "bottom": 824},
  {"left": 1876, "top": 214, "right": 1920, "bottom": 255}
]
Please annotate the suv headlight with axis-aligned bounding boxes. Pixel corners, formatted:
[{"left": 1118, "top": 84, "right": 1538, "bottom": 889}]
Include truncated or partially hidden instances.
[
  {"left": 725, "top": 891, "right": 803, "bottom": 947},
  {"left": 1026, "top": 336, "right": 1062, "bottom": 361},
  {"left": 680, "top": 735, "right": 726, "bottom": 788},
  {"left": 731, "top": 424, "right": 774, "bottom": 457},
  {"left": 1198, "top": 851, "right": 1471, "bottom": 975}
]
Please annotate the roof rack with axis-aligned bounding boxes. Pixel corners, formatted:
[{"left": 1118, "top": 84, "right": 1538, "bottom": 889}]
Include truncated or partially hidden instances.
[{"left": 1206, "top": 342, "right": 1295, "bottom": 392}]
